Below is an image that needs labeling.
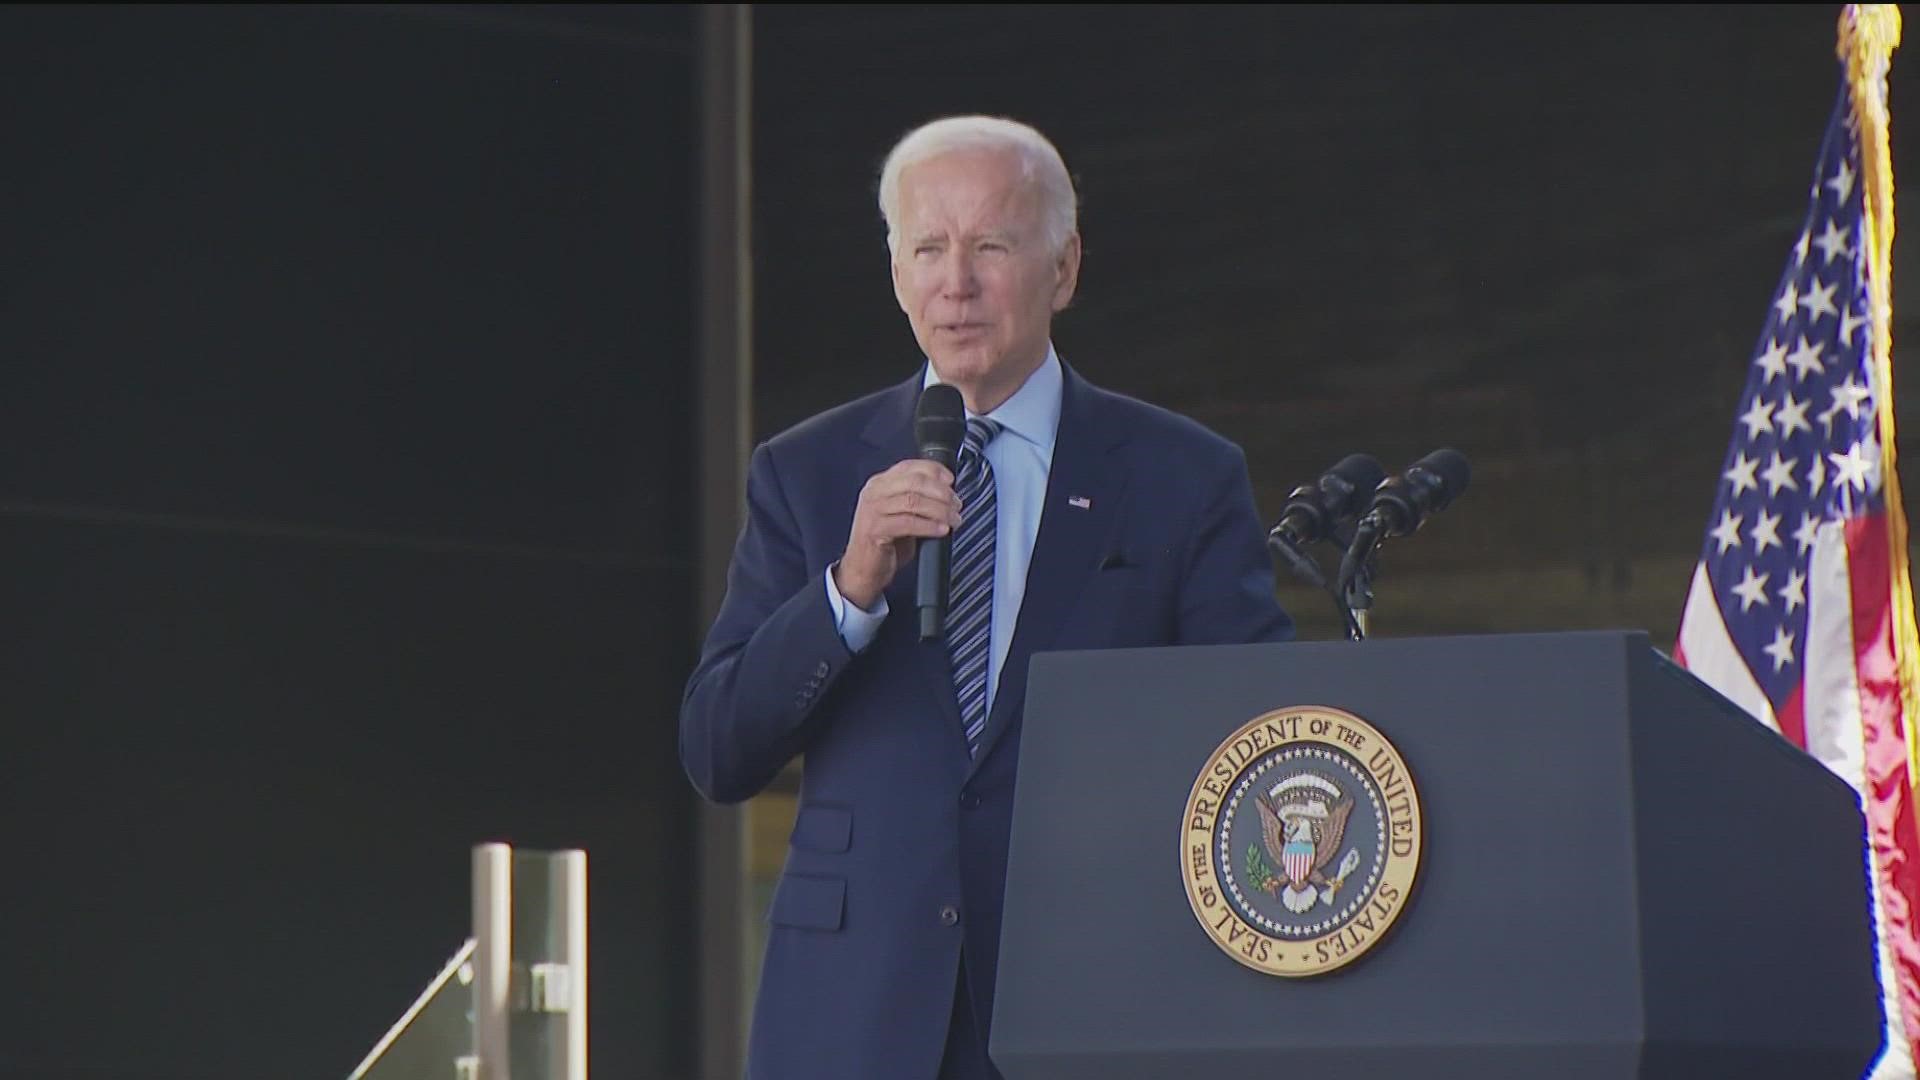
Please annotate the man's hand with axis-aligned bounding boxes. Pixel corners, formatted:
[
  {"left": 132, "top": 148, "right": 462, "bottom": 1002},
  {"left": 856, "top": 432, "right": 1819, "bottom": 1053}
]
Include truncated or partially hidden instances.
[{"left": 834, "top": 459, "right": 964, "bottom": 610}]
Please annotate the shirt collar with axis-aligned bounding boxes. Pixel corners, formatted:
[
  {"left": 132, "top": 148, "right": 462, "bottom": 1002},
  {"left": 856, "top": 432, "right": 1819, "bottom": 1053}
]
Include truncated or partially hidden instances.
[{"left": 921, "top": 343, "right": 1063, "bottom": 460}]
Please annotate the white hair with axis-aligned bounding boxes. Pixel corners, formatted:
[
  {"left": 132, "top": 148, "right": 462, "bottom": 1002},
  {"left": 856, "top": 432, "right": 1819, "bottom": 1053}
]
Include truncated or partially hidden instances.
[{"left": 877, "top": 115, "right": 1079, "bottom": 257}]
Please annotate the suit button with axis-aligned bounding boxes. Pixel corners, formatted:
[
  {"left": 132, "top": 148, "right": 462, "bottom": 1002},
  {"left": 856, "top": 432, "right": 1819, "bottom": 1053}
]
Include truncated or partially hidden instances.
[
  {"left": 960, "top": 792, "right": 981, "bottom": 810},
  {"left": 815, "top": 661, "right": 831, "bottom": 678},
  {"left": 938, "top": 905, "right": 959, "bottom": 927}
]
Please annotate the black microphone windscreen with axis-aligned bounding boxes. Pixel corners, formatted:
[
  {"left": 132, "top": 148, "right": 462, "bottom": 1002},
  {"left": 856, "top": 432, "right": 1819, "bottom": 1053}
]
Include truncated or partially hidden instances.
[
  {"left": 915, "top": 384, "right": 966, "bottom": 466},
  {"left": 1323, "top": 453, "right": 1389, "bottom": 517},
  {"left": 1409, "top": 449, "right": 1470, "bottom": 510}
]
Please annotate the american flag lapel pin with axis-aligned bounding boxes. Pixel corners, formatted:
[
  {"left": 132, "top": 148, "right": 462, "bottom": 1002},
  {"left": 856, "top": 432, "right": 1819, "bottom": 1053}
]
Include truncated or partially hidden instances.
[{"left": 1068, "top": 495, "right": 1091, "bottom": 509}]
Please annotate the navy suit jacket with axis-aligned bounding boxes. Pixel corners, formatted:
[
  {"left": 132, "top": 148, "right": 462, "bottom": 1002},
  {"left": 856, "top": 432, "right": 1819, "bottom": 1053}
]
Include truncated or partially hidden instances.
[{"left": 681, "top": 362, "right": 1294, "bottom": 1079}]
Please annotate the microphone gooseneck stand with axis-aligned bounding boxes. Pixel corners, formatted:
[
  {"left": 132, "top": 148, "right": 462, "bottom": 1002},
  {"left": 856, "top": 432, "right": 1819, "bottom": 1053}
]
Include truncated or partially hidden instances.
[{"left": 1268, "top": 523, "right": 1372, "bottom": 643}]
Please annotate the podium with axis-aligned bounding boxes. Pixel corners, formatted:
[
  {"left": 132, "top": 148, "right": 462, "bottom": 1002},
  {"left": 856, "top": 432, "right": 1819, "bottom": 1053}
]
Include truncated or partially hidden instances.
[{"left": 991, "top": 631, "right": 1882, "bottom": 1078}]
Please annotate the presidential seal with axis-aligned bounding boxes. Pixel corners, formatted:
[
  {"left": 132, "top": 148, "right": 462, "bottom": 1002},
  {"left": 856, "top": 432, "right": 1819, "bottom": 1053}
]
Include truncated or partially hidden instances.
[{"left": 1180, "top": 705, "right": 1422, "bottom": 977}]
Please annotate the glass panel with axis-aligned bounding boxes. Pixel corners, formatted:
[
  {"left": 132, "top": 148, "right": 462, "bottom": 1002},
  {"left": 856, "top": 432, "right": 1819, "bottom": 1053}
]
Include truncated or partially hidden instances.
[
  {"left": 510, "top": 851, "right": 574, "bottom": 1078},
  {"left": 347, "top": 940, "right": 475, "bottom": 1080}
]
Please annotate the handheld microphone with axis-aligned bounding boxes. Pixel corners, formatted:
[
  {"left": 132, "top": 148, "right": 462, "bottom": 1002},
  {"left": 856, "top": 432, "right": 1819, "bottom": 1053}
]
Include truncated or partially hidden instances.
[{"left": 914, "top": 384, "right": 966, "bottom": 640}]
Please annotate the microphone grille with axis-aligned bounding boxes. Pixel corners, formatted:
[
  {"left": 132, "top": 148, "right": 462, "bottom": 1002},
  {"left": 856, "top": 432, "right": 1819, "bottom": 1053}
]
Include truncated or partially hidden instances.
[
  {"left": 1411, "top": 449, "right": 1470, "bottom": 510},
  {"left": 915, "top": 384, "right": 966, "bottom": 454}
]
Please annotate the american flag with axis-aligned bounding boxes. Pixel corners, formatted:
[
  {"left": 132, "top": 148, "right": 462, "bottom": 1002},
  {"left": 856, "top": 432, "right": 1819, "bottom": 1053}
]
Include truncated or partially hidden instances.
[{"left": 1675, "top": 9, "right": 1917, "bottom": 1076}]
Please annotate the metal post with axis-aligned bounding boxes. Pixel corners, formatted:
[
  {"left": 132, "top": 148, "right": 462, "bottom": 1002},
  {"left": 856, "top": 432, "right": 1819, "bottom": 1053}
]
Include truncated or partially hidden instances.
[
  {"left": 555, "top": 850, "right": 588, "bottom": 1080},
  {"left": 473, "top": 843, "right": 514, "bottom": 1080}
]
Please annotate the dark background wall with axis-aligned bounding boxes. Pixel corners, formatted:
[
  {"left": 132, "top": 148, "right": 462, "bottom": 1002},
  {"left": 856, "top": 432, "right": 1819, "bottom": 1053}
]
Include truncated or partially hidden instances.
[
  {"left": 1, "top": 6, "right": 695, "bottom": 1078},
  {"left": 1, "top": 5, "right": 1914, "bottom": 1080}
]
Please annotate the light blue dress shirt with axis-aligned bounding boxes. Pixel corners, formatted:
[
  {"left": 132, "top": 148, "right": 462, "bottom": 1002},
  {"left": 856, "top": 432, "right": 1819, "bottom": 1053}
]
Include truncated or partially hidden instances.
[{"left": 825, "top": 346, "right": 1063, "bottom": 718}]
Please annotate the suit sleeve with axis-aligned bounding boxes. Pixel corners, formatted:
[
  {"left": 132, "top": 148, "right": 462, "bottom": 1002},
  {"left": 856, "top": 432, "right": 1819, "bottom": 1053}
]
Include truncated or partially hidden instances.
[
  {"left": 1174, "top": 444, "right": 1296, "bottom": 646},
  {"left": 679, "top": 440, "right": 860, "bottom": 804}
]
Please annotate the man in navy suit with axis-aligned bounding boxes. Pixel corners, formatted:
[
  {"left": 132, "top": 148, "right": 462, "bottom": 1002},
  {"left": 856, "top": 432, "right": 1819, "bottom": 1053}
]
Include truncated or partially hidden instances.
[{"left": 681, "top": 115, "right": 1294, "bottom": 1079}]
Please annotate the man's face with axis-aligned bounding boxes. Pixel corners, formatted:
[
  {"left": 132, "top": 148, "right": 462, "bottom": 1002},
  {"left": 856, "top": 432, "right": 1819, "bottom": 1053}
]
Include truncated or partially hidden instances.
[{"left": 891, "top": 149, "right": 1080, "bottom": 411}]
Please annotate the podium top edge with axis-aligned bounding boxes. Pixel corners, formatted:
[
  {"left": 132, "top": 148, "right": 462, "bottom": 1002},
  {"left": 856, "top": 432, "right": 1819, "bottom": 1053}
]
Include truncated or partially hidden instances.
[{"left": 1032, "top": 628, "right": 1657, "bottom": 663}]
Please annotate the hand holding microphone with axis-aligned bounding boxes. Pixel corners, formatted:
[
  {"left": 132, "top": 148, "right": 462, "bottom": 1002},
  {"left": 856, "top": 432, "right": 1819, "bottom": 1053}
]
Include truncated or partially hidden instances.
[
  {"left": 913, "top": 385, "right": 966, "bottom": 639},
  {"left": 832, "top": 385, "right": 965, "bottom": 628}
]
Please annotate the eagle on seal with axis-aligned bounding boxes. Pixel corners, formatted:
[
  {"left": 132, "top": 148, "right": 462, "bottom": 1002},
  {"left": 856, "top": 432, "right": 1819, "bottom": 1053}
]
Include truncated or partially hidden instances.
[{"left": 1255, "top": 774, "right": 1362, "bottom": 914}]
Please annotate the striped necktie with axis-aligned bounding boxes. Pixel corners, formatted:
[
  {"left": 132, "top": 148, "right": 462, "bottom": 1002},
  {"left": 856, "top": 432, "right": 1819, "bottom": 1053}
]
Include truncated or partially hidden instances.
[{"left": 948, "top": 417, "right": 1001, "bottom": 756}]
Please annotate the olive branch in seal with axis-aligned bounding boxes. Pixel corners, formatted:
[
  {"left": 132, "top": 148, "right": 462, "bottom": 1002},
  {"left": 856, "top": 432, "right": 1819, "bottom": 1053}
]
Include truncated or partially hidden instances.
[{"left": 1244, "top": 843, "right": 1280, "bottom": 895}]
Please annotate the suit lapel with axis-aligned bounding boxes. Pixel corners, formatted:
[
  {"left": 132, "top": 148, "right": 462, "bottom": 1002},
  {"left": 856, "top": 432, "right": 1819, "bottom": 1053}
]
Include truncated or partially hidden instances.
[
  {"left": 859, "top": 374, "right": 974, "bottom": 759},
  {"left": 968, "top": 366, "right": 1128, "bottom": 775}
]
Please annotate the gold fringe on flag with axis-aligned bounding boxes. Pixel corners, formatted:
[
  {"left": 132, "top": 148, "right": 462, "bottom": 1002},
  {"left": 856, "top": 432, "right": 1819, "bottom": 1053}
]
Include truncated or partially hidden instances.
[{"left": 1838, "top": 4, "right": 1917, "bottom": 797}]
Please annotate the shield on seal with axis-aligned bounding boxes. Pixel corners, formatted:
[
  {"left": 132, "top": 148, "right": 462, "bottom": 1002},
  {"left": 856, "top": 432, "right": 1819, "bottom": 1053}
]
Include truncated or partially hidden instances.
[{"left": 1282, "top": 839, "right": 1314, "bottom": 885}]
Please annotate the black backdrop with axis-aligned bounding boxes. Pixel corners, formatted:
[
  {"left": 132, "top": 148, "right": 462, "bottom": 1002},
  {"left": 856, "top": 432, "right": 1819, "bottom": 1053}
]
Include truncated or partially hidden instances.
[{"left": 2, "top": 7, "right": 695, "bottom": 1077}]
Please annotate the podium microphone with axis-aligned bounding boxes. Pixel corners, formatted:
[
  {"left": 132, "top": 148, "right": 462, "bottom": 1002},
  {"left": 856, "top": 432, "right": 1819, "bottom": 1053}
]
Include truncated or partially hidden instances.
[
  {"left": 1336, "top": 448, "right": 1471, "bottom": 608},
  {"left": 915, "top": 384, "right": 967, "bottom": 640},
  {"left": 1271, "top": 453, "right": 1390, "bottom": 547},
  {"left": 1268, "top": 453, "right": 1388, "bottom": 590}
]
